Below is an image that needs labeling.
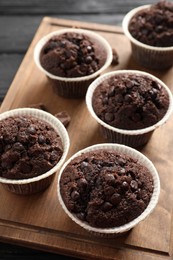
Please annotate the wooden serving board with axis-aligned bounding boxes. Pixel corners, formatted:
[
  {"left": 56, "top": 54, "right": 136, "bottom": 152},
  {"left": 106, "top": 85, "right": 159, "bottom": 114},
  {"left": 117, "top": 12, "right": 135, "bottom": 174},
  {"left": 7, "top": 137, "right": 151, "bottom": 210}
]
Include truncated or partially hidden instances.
[{"left": 0, "top": 17, "right": 173, "bottom": 260}]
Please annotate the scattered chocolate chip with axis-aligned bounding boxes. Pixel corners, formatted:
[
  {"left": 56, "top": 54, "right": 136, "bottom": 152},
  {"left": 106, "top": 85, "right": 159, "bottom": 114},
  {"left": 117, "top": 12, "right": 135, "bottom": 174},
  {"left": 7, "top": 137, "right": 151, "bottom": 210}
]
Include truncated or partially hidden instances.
[
  {"left": 54, "top": 111, "right": 71, "bottom": 128},
  {"left": 111, "top": 48, "right": 119, "bottom": 66}
]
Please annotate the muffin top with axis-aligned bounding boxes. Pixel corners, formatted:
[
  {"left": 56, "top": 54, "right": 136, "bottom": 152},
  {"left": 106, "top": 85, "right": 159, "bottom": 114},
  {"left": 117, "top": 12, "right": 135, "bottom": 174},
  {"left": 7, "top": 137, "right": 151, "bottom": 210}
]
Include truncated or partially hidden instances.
[
  {"left": 0, "top": 115, "right": 63, "bottom": 180},
  {"left": 40, "top": 32, "right": 107, "bottom": 78},
  {"left": 128, "top": 0, "right": 173, "bottom": 47},
  {"left": 92, "top": 73, "right": 169, "bottom": 130},
  {"left": 60, "top": 149, "right": 154, "bottom": 228}
]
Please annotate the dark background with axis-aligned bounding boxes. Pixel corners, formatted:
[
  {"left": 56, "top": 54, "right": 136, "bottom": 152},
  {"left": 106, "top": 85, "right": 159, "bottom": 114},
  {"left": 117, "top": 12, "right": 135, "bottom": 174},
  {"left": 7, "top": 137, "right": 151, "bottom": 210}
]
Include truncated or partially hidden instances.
[{"left": 0, "top": 0, "right": 171, "bottom": 259}]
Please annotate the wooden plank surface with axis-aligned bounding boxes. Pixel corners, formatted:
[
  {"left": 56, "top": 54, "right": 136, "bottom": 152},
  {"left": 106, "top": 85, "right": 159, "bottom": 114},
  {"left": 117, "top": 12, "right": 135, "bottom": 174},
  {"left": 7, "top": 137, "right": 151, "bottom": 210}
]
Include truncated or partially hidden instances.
[
  {"left": 0, "top": 0, "right": 158, "bottom": 14},
  {"left": 0, "top": 16, "right": 173, "bottom": 260}
]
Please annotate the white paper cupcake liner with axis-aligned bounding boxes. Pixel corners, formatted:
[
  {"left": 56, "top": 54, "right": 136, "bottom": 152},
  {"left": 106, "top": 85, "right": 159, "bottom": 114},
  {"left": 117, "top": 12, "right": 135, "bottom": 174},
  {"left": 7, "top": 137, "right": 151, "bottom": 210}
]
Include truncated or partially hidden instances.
[
  {"left": 122, "top": 5, "right": 173, "bottom": 70},
  {"left": 86, "top": 70, "right": 173, "bottom": 148},
  {"left": 57, "top": 143, "right": 160, "bottom": 236},
  {"left": 0, "top": 108, "right": 70, "bottom": 195},
  {"left": 48, "top": 77, "right": 95, "bottom": 98},
  {"left": 34, "top": 28, "right": 113, "bottom": 98}
]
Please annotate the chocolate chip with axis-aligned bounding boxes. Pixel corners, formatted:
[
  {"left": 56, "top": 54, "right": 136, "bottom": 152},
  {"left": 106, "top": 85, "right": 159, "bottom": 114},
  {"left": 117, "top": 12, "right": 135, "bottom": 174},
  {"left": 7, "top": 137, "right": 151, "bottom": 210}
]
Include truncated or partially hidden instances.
[
  {"left": 102, "top": 202, "right": 113, "bottom": 212},
  {"left": 135, "top": 188, "right": 142, "bottom": 199},
  {"left": 108, "top": 86, "right": 115, "bottom": 97},
  {"left": 119, "top": 168, "right": 126, "bottom": 174},
  {"left": 85, "top": 56, "right": 93, "bottom": 64},
  {"left": 122, "top": 181, "right": 129, "bottom": 191},
  {"left": 71, "top": 190, "right": 80, "bottom": 200},
  {"left": 76, "top": 212, "right": 85, "bottom": 220},
  {"left": 60, "top": 40, "right": 66, "bottom": 47},
  {"left": 17, "top": 132, "right": 28, "bottom": 144},
  {"left": 124, "top": 94, "right": 133, "bottom": 102},
  {"left": 105, "top": 112, "right": 114, "bottom": 122},
  {"left": 87, "top": 45, "right": 92, "bottom": 52},
  {"left": 110, "top": 193, "right": 121, "bottom": 205},
  {"left": 80, "top": 161, "right": 92, "bottom": 174},
  {"left": 130, "top": 180, "right": 138, "bottom": 190},
  {"left": 27, "top": 126, "right": 36, "bottom": 134},
  {"left": 50, "top": 150, "right": 58, "bottom": 161},
  {"left": 78, "top": 178, "right": 88, "bottom": 190},
  {"left": 105, "top": 174, "right": 115, "bottom": 185},
  {"left": 149, "top": 88, "right": 158, "bottom": 99},
  {"left": 60, "top": 63, "right": 65, "bottom": 69},
  {"left": 80, "top": 161, "right": 89, "bottom": 169},
  {"left": 104, "top": 186, "right": 115, "bottom": 196},
  {"left": 38, "top": 135, "right": 45, "bottom": 144},
  {"left": 13, "top": 142, "right": 25, "bottom": 151},
  {"left": 102, "top": 97, "right": 108, "bottom": 105},
  {"left": 126, "top": 80, "right": 133, "bottom": 89},
  {"left": 118, "top": 157, "right": 126, "bottom": 166}
]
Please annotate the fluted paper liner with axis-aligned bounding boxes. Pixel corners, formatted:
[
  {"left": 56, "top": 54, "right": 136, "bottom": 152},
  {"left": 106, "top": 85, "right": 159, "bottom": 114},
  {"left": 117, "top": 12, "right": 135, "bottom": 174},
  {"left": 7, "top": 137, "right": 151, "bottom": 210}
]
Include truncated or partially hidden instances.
[
  {"left": 34, "top": 28, "right": 113, "bottom": 98},
  {"left": 57, "top": 143, "right": 160, "bottom": 236},
  {"left": 86, "top": 70, "right": 173, "bottom": 147},
  {"left": 122, "top": 5, "right": 173, "bottom": 70},
  {"left": 0, "top": 108, "right": 70, "bottom": 194}
]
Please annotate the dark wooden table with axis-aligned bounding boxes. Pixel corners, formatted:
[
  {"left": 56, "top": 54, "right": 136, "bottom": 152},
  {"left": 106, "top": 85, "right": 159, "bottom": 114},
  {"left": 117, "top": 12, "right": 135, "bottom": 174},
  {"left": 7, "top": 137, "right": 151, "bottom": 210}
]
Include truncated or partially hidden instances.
[{"left": 0, "top": 0, "right": 171, "bottom": 259}]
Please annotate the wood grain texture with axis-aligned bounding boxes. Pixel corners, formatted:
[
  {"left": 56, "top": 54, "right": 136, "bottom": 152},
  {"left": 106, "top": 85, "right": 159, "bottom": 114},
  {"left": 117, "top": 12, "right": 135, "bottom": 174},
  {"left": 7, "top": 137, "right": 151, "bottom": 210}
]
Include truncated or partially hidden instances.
[{"left": 0, "top": 17, "right": 173, "bottom": 260}]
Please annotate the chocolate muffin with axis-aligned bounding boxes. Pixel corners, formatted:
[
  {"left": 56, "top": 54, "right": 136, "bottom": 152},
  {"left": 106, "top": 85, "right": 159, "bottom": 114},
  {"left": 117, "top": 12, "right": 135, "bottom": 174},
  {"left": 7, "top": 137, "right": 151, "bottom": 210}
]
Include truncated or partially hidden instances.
[
  {"left": 128, "top": 0, "right": 173, "bottom": 47},
  {"left": 92, "top": 73, "right": 169, "bottom": 130},
  {"left": 40, "top": 32, "right": 107, "bottom": 78},
  {"left": 0, "top": 115, "right": 63, "bottom": 180},
  {"left": 59, "top": 149, "right": 154, "bottom": 228}
]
